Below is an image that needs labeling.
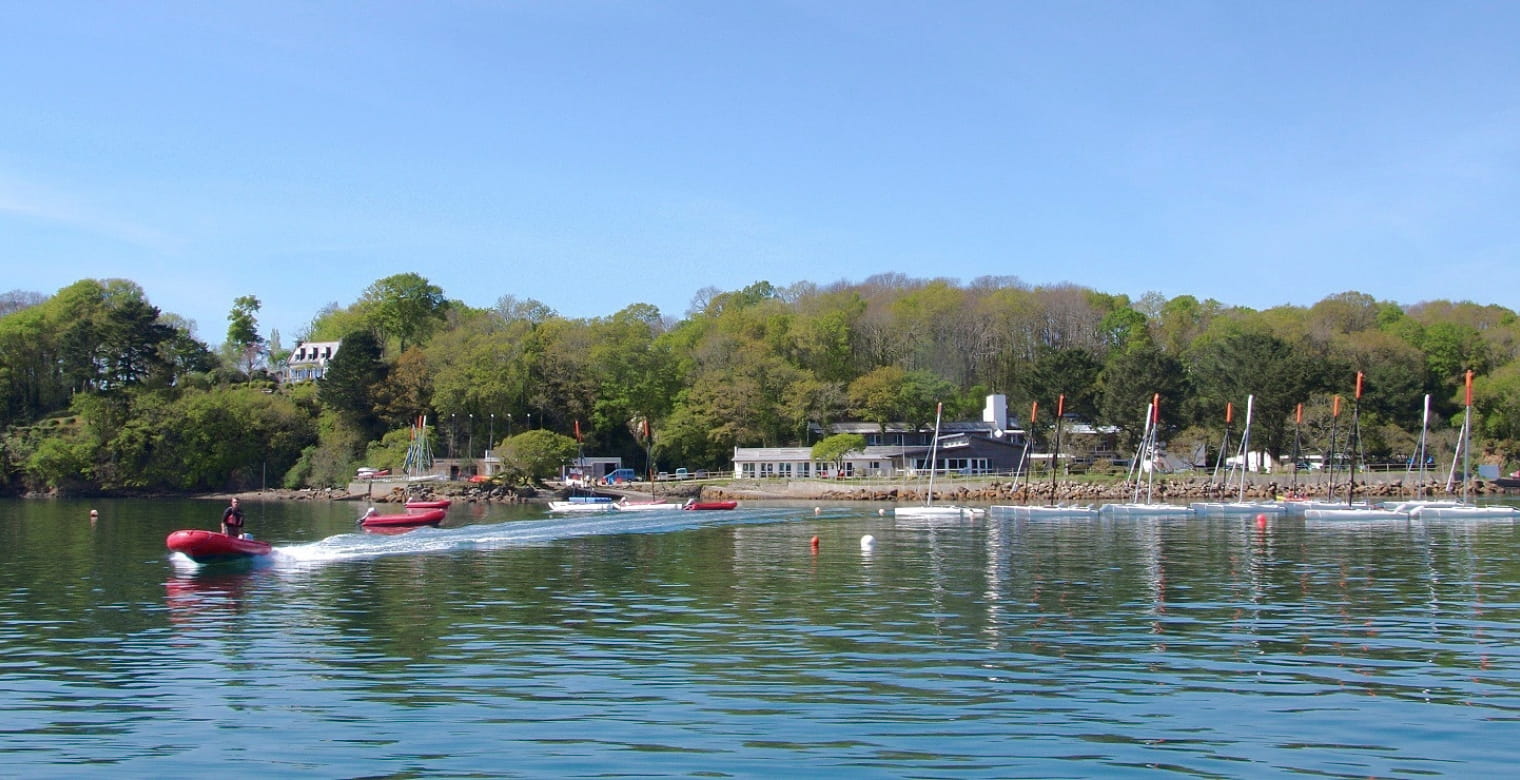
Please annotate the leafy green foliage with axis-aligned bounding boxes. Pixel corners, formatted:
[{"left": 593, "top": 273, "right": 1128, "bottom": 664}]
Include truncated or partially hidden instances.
[
  {"left": 226, "top": 295, "right": 265, "bottom": 375},
  {"left": 496, "top": 430, "right": 578, "bottom": 485},
  {"left": 11, "top": 271, "right": 1520, "bottom": 494},
  {"left": 318, "top": 330, "right": 386, "bottom": 436},
  {"left": 359, "top": 273, "right": 447, "bottom": 352},
  {"left": 811, "top": 433, "right": 867, "bottom": 470}
]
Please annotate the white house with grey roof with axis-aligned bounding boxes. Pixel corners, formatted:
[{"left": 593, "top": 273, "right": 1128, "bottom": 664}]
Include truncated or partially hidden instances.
[
  {"left": 732, "top": 394, "right": 1031, "bottom": 479},
  {"left": 285, "top": 340, "right": 341, "bottom": 383}
]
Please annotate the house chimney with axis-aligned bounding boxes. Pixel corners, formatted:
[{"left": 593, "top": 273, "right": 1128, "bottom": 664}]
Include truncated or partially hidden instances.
[{"left": 984, "top": 394, "right": 1008, "bottom": 431}]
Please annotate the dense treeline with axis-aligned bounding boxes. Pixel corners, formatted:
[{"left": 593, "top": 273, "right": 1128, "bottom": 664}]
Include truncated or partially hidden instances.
[{"left": 3, "top": 274, "right": 1519, "bottom": 496}]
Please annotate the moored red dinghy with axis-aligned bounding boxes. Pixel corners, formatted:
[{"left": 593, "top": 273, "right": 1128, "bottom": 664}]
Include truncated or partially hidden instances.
[
  {"left": 166, "top": 529, "right": 272, "bottom": 564},
  {"left": 682, "top": 499, "right": 738, "bottom": 511},
  {"left": 403, "top": 499, "right": 451, "bottom": 510},
  {"left": 360, "top": 507, "right": 447, "bottom": 528}
]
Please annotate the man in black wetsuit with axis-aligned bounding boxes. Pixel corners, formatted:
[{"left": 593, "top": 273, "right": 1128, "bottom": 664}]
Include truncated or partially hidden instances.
[{"left": 221, "top": 497, "right": 246, "bottom": 537}]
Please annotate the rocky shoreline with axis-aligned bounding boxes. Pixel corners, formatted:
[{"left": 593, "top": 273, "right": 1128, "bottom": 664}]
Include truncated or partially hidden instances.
[
  {"left": 703, "top": 474, "right": 1512, "bottom": 504},
  {"left": 203, "top": 472, "right": 1515, "bottom": 507}
]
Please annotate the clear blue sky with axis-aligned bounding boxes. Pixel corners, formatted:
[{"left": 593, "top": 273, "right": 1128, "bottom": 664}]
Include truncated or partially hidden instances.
[{"left": 3, "top": 1, "right": 1517, "bottom": 348}]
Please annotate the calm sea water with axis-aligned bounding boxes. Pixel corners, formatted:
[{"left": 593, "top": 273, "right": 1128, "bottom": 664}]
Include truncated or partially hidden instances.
[{"left": 3, "top": 496, "right": 1520, "bottom": 777}]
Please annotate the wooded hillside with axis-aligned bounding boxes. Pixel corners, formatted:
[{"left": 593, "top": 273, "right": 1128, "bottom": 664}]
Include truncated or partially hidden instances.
[{"left": 3, "top": 274, "right": 1517, "bottom": 495}]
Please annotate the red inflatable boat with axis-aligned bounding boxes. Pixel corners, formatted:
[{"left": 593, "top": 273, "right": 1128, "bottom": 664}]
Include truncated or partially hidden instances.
[
  {"left": 403, "top": 499, "right": 452, "bottom": 510},
  {"left": 359, "top": 508, "right": 447, "bottom": 528},
  {"left": 682, "top": 500, "right": 738, "bottom": 511},
  {"left": 166, "top": 529, "right": 273, "bottom": 563}
]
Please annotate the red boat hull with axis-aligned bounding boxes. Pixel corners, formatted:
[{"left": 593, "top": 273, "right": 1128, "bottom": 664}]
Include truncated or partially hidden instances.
[
  {"left": 360, "top": 508, "right": 447, "bottom": 528},
  {"left": 403, "top": 499, "right": 452, "bottom": 510},
  {"left": 166, "top": 529, "right": 272, "bottom": 563},
  {"left": 684, "top": 501, "right": 738, "bottom": 511}
]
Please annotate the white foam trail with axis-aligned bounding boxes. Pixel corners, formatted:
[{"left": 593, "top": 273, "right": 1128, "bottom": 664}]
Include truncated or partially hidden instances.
[{"left": 266, "top": 507, "right": 799, "bottom": 567}]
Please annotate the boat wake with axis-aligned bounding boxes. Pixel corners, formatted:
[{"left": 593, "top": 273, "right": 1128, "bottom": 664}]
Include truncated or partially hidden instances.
[{"left": 266, "top": 507, "right": 807, "bottom": 567}]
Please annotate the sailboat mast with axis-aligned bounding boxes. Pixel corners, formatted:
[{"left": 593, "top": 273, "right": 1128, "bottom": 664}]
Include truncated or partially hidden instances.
[
  {"left": 1146, "top": 394, "right": 1160, "bottom": 504},
  {"left": 1355, "top": 372, "right": 1368, "bottom": 507},
  {"left": 924, "top": 402, "right": 943, "bottom": 507},
  {"left": 1463, "top": 370, "right": 1474, "bottom": 503},
  {"left": 1326, "top": 396, "right": 1341, "bottom": 500},
  {"left": 1238, "top": 395, "right": 1254, "bottom": 503},
  {"left": 1412, "top": 394, "right": 1431, "bottom": 496},
  {"left": 1016, "top": 401, "right": 1038, "bottom": 496},
  {"left": 1212, "top": 403, "right": 1233, "bottom": 486},
  {"left": 1131, "top": 400, "right": 1153, "bottom": 504},
  {"left": 1049, "top": 394, "right": 1064, "bottom": 507},
  {"left": 1290, "top": 403, "right": 1303, "bottom": 495}
]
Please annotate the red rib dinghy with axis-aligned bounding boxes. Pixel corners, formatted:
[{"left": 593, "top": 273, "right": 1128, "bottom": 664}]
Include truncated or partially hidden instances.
[
  {"left": 359, "top": 508, "right": 447, "bottom": 528},
  {"left": 683, "top": 500, "right": 738, "bottom": 511},
  {"left": 403, "top": 499, "right": 452, "bottom": 510},
  {"left": 166, "top": 529, "right": 272, "bottom": 564}
]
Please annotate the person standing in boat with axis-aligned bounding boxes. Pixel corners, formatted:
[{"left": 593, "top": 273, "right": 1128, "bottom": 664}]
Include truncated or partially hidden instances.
[{"left": 221, "top": 497, "right": 246, "bottom": 537}]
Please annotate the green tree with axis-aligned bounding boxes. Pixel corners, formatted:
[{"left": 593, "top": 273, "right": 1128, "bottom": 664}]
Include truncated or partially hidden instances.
[
  {"left": 811, "top": 433, "right": 867, "bottom": 474},
  {"left": 359, "top": 273, "right": 447, "bottom": 352},
  {"left": 849, "top": 365, "right": 910, "bottom": 431},
  {"left": 497, "top": 429, "right": 578, "bottom": 485},
  {"left": 226, "top": 295, "right": 265, "bottom": 375},
  {"left": 1475, "top": 363, "right": 1520, "bottom": 442},
  {"left": 1097, "top": 337, "right": 1188, "bottom": 448},
  {"left": 1186, "top": 326, "right": 1326, "bottom": 458},
  {"left": 1422, "top": 321, "right": 1491, "bottom": 388},
  {"left": 318, "top": 330, "right": 386, "bottom": 437},
  {"left": 1021, "top": 346, "right": 1102, "bottom": 421}
]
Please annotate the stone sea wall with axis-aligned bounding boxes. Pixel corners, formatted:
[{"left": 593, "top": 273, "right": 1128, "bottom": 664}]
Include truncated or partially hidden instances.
[
  {"left": 225, "top": 473, "right": 1513, "bottom": 507},
  {"left": 705, "top": 474, "right": 1511, "bottom": 504}
]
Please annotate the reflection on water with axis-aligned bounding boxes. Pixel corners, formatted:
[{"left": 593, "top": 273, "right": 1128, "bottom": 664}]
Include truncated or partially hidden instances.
[
  {"left": 1, "top": 499, "right": 1519, "bottom": 775},
  {"left": 164, "top": 571, "right": 259, "bottom": 625}
]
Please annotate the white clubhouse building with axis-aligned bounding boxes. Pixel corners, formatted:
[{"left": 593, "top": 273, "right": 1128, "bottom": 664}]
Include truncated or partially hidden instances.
[{"left": 732, "top": 394, "right": 1032, "bottom": 479}]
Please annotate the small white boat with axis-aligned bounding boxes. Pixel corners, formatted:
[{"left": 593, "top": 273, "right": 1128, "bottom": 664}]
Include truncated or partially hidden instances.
[
  {"left": 892, "top": 402, "right": 985, "bottom": 520},
  {"left": 991, "top": 504, "right": 1098, "bottom": 518},
  {"left": 615, "top": 498, "right": 682, "bottom": 512},
  {"left": 1408, "top": 504, "right": 1520, "bottom": 520},
  {"left": 1304, "top": 506, "right": 1410, "bottom": 521},
  {"left": 895, "top": 505, "right": 984, "bottom": 519},
  {"left": 1100, "top": 399, "right": 1193, "bottom": 519},
  {"left": 1405, "top": 373, "right": 1520, "bottom": 521},
  {"left": 1192, "top": 397, "right": 1285, "bottom": 518},
  {"left": 1189, "top": 501, "right": 1287, "bottom": 516},
  {"left": 1099, "top": 502, "right": 1194, "bottom": 517},
  {"left": 548, "top": 496, "right": 616, "bottom": 513},
  {"left": 1378, "top": 499, "right": 1465, "bottom": 513},
  {"left": 1275, "top": 498, "right": 1360, "bottom": 515}
]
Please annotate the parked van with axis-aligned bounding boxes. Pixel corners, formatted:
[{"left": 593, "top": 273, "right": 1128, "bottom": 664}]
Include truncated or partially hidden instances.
[{"left": 603, "top": 468, "right": 638, "bottom": 485}]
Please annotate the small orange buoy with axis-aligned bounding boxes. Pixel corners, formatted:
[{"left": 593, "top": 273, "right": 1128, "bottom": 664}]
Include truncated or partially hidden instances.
[
  {"left": 1256, "top": 513, "right": 1268, "bottom": 527},
  {"left": 810, "top": 535, "right": 820, "bottom": 551}
]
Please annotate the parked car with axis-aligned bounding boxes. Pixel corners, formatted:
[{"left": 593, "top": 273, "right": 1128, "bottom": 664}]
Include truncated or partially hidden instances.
[
  {"left": 356, "top": 467, "right": 390, "bottom": 479},
  {"left": 603, "top": 468, "right": 638, "bottom": 485}
]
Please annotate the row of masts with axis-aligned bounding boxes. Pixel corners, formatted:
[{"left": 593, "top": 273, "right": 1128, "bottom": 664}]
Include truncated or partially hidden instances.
[{"left": 1011, "top": 370, "right": 1479, "bottom": 508}]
